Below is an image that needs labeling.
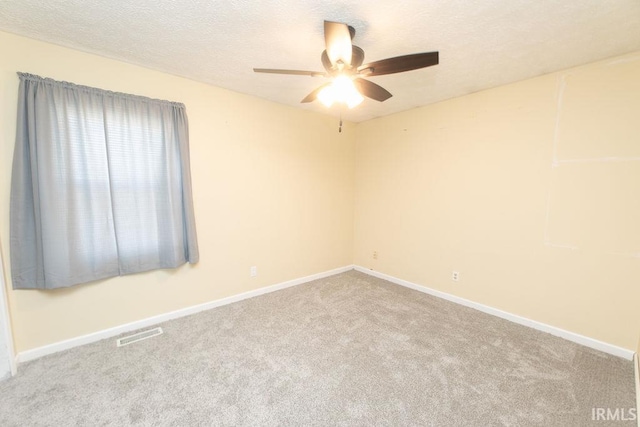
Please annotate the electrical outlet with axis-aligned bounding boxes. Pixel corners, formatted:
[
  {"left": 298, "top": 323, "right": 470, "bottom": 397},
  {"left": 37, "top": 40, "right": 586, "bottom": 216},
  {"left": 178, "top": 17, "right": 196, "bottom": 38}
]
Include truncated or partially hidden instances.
[
  {"left": 373, "top": 251, "right": 378, "bottom": 260},
  {"left": 250, "top": 266, "right": 257, "bottom": 277},
  {"left": 452, "top": 271, "right": 460, "bottom": 282}
]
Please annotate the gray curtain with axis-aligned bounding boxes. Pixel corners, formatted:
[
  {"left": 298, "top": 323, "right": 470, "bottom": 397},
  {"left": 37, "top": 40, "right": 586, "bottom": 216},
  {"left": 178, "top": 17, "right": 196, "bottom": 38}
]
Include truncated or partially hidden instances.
[{"left": 10, "top": 73, "right": 199, "bottom": 290}]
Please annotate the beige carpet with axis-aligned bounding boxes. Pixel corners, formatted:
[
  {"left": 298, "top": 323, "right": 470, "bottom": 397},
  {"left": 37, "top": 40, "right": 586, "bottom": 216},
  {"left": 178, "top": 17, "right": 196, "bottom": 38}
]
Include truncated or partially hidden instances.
[{"left": 0, "top": 270, "right": 635, "bottom": 426}]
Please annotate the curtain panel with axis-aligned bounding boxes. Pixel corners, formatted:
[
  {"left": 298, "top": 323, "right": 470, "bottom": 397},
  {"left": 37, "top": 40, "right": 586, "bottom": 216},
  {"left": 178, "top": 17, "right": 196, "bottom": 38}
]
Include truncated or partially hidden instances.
[{"left": 10, "top": 73, "right": 199, "bottom": 290}]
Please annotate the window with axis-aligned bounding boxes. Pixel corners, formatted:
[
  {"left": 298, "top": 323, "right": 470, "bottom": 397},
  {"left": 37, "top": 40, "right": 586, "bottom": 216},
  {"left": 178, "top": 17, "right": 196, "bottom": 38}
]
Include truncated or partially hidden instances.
[{"left": 10, "top": 73, "right": 199, "bottom": 289}]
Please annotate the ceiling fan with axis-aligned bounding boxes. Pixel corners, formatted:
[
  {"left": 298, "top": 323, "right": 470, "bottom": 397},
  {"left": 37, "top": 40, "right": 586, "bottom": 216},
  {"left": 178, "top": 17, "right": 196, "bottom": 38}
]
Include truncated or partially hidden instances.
[{"left": 254, "top": 21, "right": 439, "bottom": 108}]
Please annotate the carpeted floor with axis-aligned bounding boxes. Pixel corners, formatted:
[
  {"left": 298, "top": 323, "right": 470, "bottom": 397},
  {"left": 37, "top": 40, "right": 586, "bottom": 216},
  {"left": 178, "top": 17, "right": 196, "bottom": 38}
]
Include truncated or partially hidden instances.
[{"left": 0, "top": 270, "right": 635, "bottom": 426}]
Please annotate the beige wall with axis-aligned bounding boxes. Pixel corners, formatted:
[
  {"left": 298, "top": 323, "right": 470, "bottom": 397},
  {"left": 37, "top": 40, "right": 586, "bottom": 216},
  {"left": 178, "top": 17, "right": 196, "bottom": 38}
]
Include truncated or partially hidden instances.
[
  {"left": 1, "top": 29, "right": 638, "bottom": 356},
  {"left": 0, "top": 31, "right": 355, "bottom": 352},
  {"left": 354, "top": 51, "right": 640, "bottom": 351}
]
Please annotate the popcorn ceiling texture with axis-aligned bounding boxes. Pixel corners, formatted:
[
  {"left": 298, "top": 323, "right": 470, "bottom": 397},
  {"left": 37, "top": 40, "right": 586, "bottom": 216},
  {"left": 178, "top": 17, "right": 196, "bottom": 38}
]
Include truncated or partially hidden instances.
[{"left": 0, "top": 0, "right": 639, "bottom": 122}]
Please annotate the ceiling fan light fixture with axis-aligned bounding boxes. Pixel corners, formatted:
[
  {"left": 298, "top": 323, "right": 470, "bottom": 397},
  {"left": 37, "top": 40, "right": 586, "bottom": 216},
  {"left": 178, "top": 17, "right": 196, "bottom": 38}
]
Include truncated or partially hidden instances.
[
  {"left": 317, "top": 85, "right": 335, "bottom": 108},
  {"left": 318, "top": 75, "right": 364, "bottom": 109},
  {"left": 345, "top": 89, "right": 364, "bottom": 109},
  {"left": 254, "top": 21, "right": 439, "bottom": 108}
]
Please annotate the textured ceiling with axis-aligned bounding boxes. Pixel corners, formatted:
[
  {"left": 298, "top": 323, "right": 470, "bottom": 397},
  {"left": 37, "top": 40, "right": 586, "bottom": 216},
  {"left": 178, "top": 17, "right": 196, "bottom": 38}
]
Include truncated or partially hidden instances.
[{"left": 1, "top": 0, "right": 640, "bottom": 122}]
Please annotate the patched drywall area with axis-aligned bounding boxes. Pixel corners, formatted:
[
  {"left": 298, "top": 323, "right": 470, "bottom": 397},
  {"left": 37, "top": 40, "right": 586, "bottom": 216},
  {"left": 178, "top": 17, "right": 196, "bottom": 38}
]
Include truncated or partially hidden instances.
[
  {"left": 546, "top": 58, "right": 640, "bottom": 255},
  {"left": 354, "top": 51, "right": 640, "bottom": 351},
  {"left": 546, "top": 162, "right": 639, "bottom": 253}
]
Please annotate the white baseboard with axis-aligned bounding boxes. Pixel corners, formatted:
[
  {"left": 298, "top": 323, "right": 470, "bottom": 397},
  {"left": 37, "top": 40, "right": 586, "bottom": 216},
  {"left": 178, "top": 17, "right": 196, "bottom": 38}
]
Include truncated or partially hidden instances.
[
  {"left": 16, "top": 264, "right": 635, "bottom": 365},
  {"left": 354, "top": 266, "right": 635, "bottom": 360},
  {"left": 16, "top": 265, "right": 355, "bottom": 364},
  {"left": 635, "top": 353, "right": 640, "bottom": 427}
]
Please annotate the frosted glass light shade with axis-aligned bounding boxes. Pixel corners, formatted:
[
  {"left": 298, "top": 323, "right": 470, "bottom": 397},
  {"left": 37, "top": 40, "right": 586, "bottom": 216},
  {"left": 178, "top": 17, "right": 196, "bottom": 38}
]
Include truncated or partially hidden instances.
[{"left": 318, "top": 76, "right": 364, "bottom": 109}]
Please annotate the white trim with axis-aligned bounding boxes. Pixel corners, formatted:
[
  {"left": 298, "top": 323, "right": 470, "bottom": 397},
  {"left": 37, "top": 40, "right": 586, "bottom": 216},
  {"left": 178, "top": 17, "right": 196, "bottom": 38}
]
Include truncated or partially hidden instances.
[
  {"left": 15, "top": 264, "right": 634, "bottom": 364},
  {"left": 635, "top": 352, "right": 640, "bottom": 427},
  {"left": 0, "top": 241, "right": 17, "bottom": 378},
  {"left": 354, "top": 266, "right": 635, "bottom": 360},
  {"left": 17, "top": 265, "right": 354, "bottom": 364}
]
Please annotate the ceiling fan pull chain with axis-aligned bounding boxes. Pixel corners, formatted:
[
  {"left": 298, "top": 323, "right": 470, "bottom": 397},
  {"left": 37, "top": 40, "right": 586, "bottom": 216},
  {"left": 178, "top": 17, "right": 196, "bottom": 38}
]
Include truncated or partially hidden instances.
[{"left": 339, "top": 114, "right": 343, "bottom": 133}]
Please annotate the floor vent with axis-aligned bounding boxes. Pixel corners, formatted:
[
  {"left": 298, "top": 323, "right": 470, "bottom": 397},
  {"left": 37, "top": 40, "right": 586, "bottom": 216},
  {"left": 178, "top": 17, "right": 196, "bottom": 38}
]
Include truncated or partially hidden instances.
[{"left": 117, "top": 327, "right": 163, "bottom": 347}]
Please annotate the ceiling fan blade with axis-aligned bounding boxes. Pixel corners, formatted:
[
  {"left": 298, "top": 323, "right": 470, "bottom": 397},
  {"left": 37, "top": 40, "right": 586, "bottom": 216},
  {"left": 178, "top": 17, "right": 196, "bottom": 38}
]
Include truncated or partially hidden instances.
[
  {"left": 254, "top": 68, "right": 327, "bottom": 77},
  {"left": 358, "top": 52, "right": 439, "bottom": 76},
  {"left": 321, "top": 51, "right": 333, "bottom": 72},
  {"left": 324, "top": 21, "right": 352, "bottom": 66},
  {"left": 301, "top": 83, "right": 331, "bottom": 103},
  {"left": 351, "top": 46, "right": 365, "bottom": 68},
  {"left": 353, "top": 78, "right": 392, "bottom": 102}
]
